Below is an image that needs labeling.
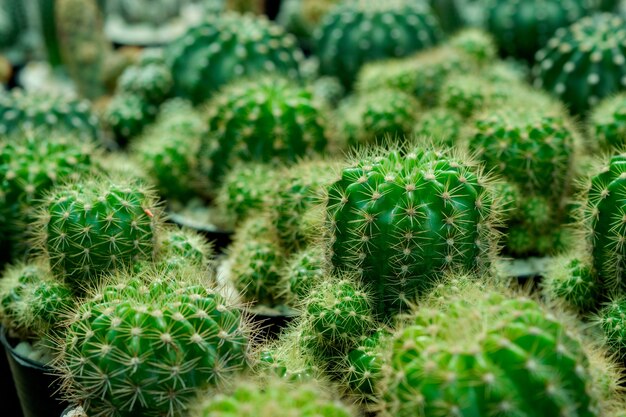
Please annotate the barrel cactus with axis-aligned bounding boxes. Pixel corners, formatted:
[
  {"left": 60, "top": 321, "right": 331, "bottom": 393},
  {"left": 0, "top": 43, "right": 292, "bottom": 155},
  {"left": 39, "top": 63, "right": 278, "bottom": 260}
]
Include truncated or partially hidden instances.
[
  {"left": 599, "top": 298, "right": 626, "bottom": 360},
  {"left": 342, "top": 328, "right": 388, "bottom": 402},
  {"left": 279, "top": 246, "right": 325, "bottom": 305},
  {"left": 533, "top": 13, "right": 626, "bottom": 115},
  {"left": 590, "top": 93, "right": 626, "bottom": 151},
  {"left": 56, "top": 270, "right": 250, "bottom": 417},
  {"left": 413, "top": 107, "right": 463, "bottom": 147},
  {"left": 104, "top": 93, "right": 158, "bottom": 144},
  {"left": 201, "top": 76, "right": 330, "bottom": 187},
  {"left": 325, "top": 145, "right": 498, "bottom": 319},
  {"left": 543, "top": 255, "right": 600, "bottom": 313},
  {"left": 165, "top": 12, "right": 303, "bottom": 104},
  {"left": 314, "top": 0, "right": 443, "bottom": 90},
  {"left": 157, "top": 227, "right": 214, "bottom": 270}
]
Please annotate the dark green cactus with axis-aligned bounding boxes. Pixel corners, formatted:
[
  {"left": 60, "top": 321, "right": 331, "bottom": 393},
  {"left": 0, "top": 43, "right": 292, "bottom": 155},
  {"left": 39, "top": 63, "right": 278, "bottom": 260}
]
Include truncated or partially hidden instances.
[
  {"left": 157, "top": 227, "right": 214, "bottom": 269},
  {"left": 279, "top": 246, "right": 325, "bottom": 305},
  {"left": 20, "top": 277, "right": 75, "bottom": 336},
  {"left": 590, "top": 93, "right": 626, "bottom": 150},
  {"left": 165, "top": 12, "right": 303, "bottom": 104},
  {"left": 413, "top": 107, "right": 463, "bottom": 147},
  {"left": 103, "top": 93, "right": 158, "bottom": 144},
  {"left": 314, "top": 0, "right": 443, "bottom": 89},
  {"left": 448, "top": 28, "right": 498, "bottom": 64},
  {"left": 342, "top": 328, "right": 388, "bottom": 402},
  {"left": 325, "top": 145, "right": 498, "bottom": 319},
  {"left": 57, "top": 270, "right": 249, "bottom": 417},
  {"left": 201, "top": 76, "right": 330, "bottom": 187},
  {"left": 543, "top": 255, "right": 600, "bottom": 313},
  {"left": 599, "top": 299, "right": 626, "bottom": 360},
  {"left": 116, "top": 50, "right": 173, "bottom": 104},
  {"left": 533, "top": 13, "right": 626, "bottom": 115}
]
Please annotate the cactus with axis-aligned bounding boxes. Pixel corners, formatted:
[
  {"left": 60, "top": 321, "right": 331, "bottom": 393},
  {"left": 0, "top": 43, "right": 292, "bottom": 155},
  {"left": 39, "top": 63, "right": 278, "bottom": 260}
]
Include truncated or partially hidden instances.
[
  {"left": 413, "top": 107, "right": 463, "bottom": 147},
  {"left": 255, "top": 329, "right": 323, "bottom": 382},
  {"left": 543, "top": 255, "right": 600, "bottom": 313},
  {"left": 448, "top": 29, "right": 498, "bottom": 64},
  {"left": 34, "top": 176, "right": 162, "bottom": 292},
  {"left": 132, "top": 99, "right": 204, "bottom": 203},
  {"left": 103, "top": 93, "right": 158, "bottom": 145},
  {"left": 0, "top": 0, "right": 29, "bottom": 61},
  {"left": 314, "top": 0, "right": 443, "bottom": 90},
  {"left": 590, "top": 93, "right": 626, "bottom": 151},
  {"left": 116, "top": 50, "right": 173, "bottom": 105},
  {"left": 441, "top": 73, "right": 512, "bottom": 118},
  {"left": 189, "top": 377, "right": 356, "bottom": 417},
  {"left": 381, "top": 281, "right": 620, "bottom": 417},
  {"left": 277, "top": 0, "right": 339, "bottom": 49},
  {"left": 533, "top": 13, "right": 626, "bottom": 115},
  {"left": 599, "top": 299, "right": 626, "bottom": 360},
  {"left": 158, "top": 227, "right": 214, "bottom": 269},
  {"left": 201, "top": 76, "right": 330, "bottom": 188},
  {"left": 342, "top": 328, "right": 388, "bottom": 402},
  {"left": 216, "top": 163, "right": 277, "bottom": 226},
  {"left": 20, "top": 278, "right": 75, "bottom": 337},
  {"left": 279, "top": 246, "right": 325, "bottom": 305},
  {"left": 165, "top": 12, "right": 303, "bottom": 104},
  {"left": 57, "top": 269, "right": 250, "bottom": 417},
  {"left": 0, "top": 132, "right": 95, "bottom": 257},
  {"left": 0, "top": 89, "right": 101, "bottom": 140},
  {"left": 325, "top": 145, "right": 498, "bottom": 319},
  {"left": 340, "top": 88, "right": 420, "bottom": 146},
  {"left": 485, "top": 0, "right": 589, "bottom": 62},
  {"left": 55, "top": 0, "right": 111, "bottom": 99}
]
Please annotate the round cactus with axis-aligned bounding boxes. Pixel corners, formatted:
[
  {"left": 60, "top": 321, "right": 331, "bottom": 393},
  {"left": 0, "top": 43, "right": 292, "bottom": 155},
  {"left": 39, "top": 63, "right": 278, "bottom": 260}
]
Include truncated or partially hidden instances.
[
  {"left": 340, "top": 88, "right": 420, "bottom": 146},
  {"left": 0, "top": 132, "right": 95, "bottom": 256},
  {"left": 0, "top": 89, "right": 100, "bottom": 140},
  {"left": 342, "top": 328, "right": 388, "bottom": 402},
  {"left": 448, "top": 28, "right": 498, "bottom": 65},
  {"left": 441, "top": 73, "right": 513, "bottom": 119},
  {"left": 279, "top": 246, "right": 325, "bottom": 305},
  {"left": 158, "top": 227, "right": 214, "bottom": 269},
  {"left": 533, "top": 13, "right": 626, "bottom": 115},
  {"left": 165, "top": 12, "right": 303, "bottom": 104},
  {"left": 277, "top": 0, "right": 339, "bottom": 48},
  {"left": 57, "top": 270, "right": 249, "bottom": 417},
  {"left": 590, "top": 93, "right": 626, "bottom": 150},
  {"left": 599, "top": 298, "right": 626, "bottom": 360},
  {"left": 132, "top": 99, "right": 203, "bottom": 202},
  {"left": 0, "top": 0, "right": 28, "bottom": 51},
  {"left": 116, "top": 50, "right": 173, "bottom": 104},
  {"left": 543, "top": 255, "right": 600, "bottom": 313},
  {"left": 413, "top": 107, "right": 463, "bottom": 147},
  {"left": 189, "top": 377, "right": 356, "bottom": 417},
  {"left": 35, "top": 176, "right": 162, "bottom": 292},
  {"left": 325, "top": 145, "right": 498, "bottom": 319},
  {"left": 103, "top": 93, "right": 158, "bottom": 144},
  {"left": 381, "top": 283, "right": 616, "bottom": 417},
  {"left": 201, "top": 76, "right": 330, "bottom": 187},
  {"left": 485, "top": 0, "right": 589, "bottom": 62},
  {"left": 20, "top": 278, "right": 75, "bottom": 336},
  {"left": 314, "top": 0, "right": 443, "bottom": 89}
]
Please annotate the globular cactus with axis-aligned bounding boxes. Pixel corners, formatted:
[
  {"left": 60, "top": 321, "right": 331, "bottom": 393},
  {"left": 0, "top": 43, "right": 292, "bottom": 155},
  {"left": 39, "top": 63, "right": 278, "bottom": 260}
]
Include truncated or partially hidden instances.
[
  {"left": 132, "top": 99, "right": 204, "bottom": 203},
  {"left": 340, "top": 88, "right": 420, "bottom": 146},
  {"left": 201, "top": 76, "right": 330, "bottom": 188},
  {"left": 440, "top": 73, "right": 511, "bottom": 118},
  {"left": 543, "top": 255, "right": 600, "bottom": 313},
  {"left": 314, "top": 0, "right": 443, "bottom": 89},
  {"left": 341, "top": 328, "right": 388, "bottom": 403},
  {"left": 590, "top": 93, "right": 626, "bottom": 151},
  {"left": 533, "top": 13, "right": 626, "bottom": 115},
  {"left": 189, "top": 377, "right": 357, "bottom": 417},
  {"left": 103, "top": 93, "right": 158, "bottom": 144},
  {"left": 157, "top": 227, "right": 214, "bottom": 271},
  {"left": 279, "top": 246, "right": 325, "bottom": 305},
  {"left": 325, "top": 145, "right": 498, "bottom": 319},
  {"left": 20, "top": 278, "right": 74, "bottom": 335},
  {"left": 0, "top": 89, "right": 101, "bottom": 140},
  {"left": 448, "top": 28, "right": 498, "bottom": 65},
  {"left": 216, "top": 163, "right": 277, "bottom": 226},
  {"left": 57, "top": 269, "right": 250, "bottom": 417},
  {"left": 381, "top": 280, "right": 621, "bottom": 417},
  {"left": 165, "top": 12, "right": 303, "bottom": 104},
  {"left": 599, "top": 299, "right": 626, "bottom": 361},
  {"left": 0, "top": 132, "right": 95, "bottom": 257},
  {"left": 277, "top": 0, "right": 339, "bottom": 48},
  {"left": 413, "top": 107, "right": 463, "bottom": 148},
  {"left": 116, "top": 49, "right": 173, "bottom": 105},
  {"left": 485, "top": 0, "right": 589, "bottom": 62},
  {"left": 228, "top": 217, "right": 285, "bottom": 306},
  {"left": 34, "top": 176, "right": 162, "bottom": 292}
]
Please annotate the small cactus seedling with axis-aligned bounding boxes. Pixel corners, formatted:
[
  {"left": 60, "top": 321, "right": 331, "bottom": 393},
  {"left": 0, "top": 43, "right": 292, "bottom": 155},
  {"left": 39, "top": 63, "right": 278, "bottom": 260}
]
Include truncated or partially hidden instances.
[
  {"left": 485, "top": 0, "right": 588, "bottom": 62},
  {"left": 56, "top": 269, "right": 250, "bottom": 417},
  {"left": 590, "top": 93, "right": 626, "bottom": 150},
  {"left": 35, "top": 176, "right": 162, "bottom": 292},
  {"left": 534, "top": 13, "right": 626, "bottom": 115},
  {"left": 279, "top": 246, "right": 325, "bottom": 305},
  {"left": 165, "top": 12, "right": 303, "bottom": 104},
  {"left": 543, "top": 255, "right": 600, "bottom": 313},
  {"left": 314, "top": 0, "right": 443, "bottom": 89},
  {"left": 413, "top": 107, "right": 463, "bottom": 148},
  {"left": 325, "top": 145, "right": 498, "bottom": 319},
  {"left": 201, "top": 76, "right": 330, "bottom": 187},
  {"left": 189, "top": 376, "right": 357, "bottom": 417}
]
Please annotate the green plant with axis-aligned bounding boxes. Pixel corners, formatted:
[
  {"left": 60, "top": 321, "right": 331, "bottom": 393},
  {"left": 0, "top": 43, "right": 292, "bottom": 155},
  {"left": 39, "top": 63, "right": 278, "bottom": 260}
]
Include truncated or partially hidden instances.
[
  {"left": 314, "top": 0, "right": 443, "bottom": 89},
  {"left": 116, "top": 49, "right": 173, "bottom": 105},
  {"left": 543, "top": 255, "right": 600, "bottom": 313},
  {"left": 590, "top": 93, "right": 626, "bottom": 151},
  {"left": 325, "top": 145, "right": 498, "bottom": 319},
  {"left": 448, "top": 28, "right": 497, "bottom": 64},
  {"left": 201, "top": 76, "right": 330, "bottom": 188},
  {"left": 279, "top": 246, "right": 325, "bottom": 305},
  {"left": 533, "top": 13, "right": 626, "bottom": 115},
  {"left": 157, "top": 227, "right": 214, "bottom": 269},
  {"left": 277, "top": 0, "right": 339, "bottom": 48},
  {"left": 165, "top": 12, "right": 303, "bottom": 104},
  {"left": 485, "top": 0, "right": 589, "bottom": 62},
  {"left": 598, "top": 299, "right": 626, "bottom": 361},
  {"left": 441, "top": 73, "right": 511, "bottom": 118},
  {"left": 103, "top": 93, "right": 158, "bottom": 144},
  {"left": 413, "top": 107, "right": 463, "bottom": 147},
  {"left": 56, "top": 269, "right": 250, "bottom": 417},
  {"left": 341, "top": 328, "right": 388, "bottom": 402},
  {"left": 34, "top": 176, "right": 162, "bottom": 293}
]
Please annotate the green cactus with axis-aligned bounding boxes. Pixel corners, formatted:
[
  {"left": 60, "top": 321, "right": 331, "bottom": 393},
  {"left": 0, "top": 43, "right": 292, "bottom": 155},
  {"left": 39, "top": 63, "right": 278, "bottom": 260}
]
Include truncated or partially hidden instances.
[
  {"left": 157, "top": 227, "right": 214, "bottom": 269},
  {"left": 255, "top": 329, "right": 323, "bottom": 382},
  {"left": 599, "top": 299, "right": 626, "bottom": 360},
  {"left": 279, "top": 246, "right": 325, "bottom": 305},
  {"left": 325, "top": 145, "right": 498, "bottom": 319},
  {"left": 441, "top": 73, "right": 512, "bottom": 118},
  {"left": 189, "top": 377, "right": 356, "bottom": 417},
  {"left": 543, "top": 255, "right": 600, "bottom": 313},
  {"left": 381, "top": 282, "right": 618, "bottom": 417},
  {"left": 0, "top": 89, "right": 101, "bottom": 140},
  {"left": 448, "top": 29, "right": 498, "bottom": 64},
  {"left": 340, "top": 88, "right": 420, "bottom": 146},
  {"left": 57, "top": 269, "right": 249, "bottom": 417},
  {"left": 20, "top": 278, "right": 75, "bottom": 336},
  {"left": 413, "top": 107, "right": 463, "bottom": 147},
  {"left": 132, "top": 99, "right": 203, "bottom": 203},
  {"left": 311, "top": 76, "right": 345, "bottom": 107},
  {"left": 0, "top": 132, "right": 95, "bottom": 257},
  {"left": 104, "top": 93, "right": 158, "bottom": 144},
  {"left": 314, "top": 0, "right": 443, "bottom": 90},
  {"left": 533, "top": 13, "right": 626, "bottom": 115},
  {"left": 342, "top": 328, "right": 388, "bottom": 402},
  {"left": 201, "top": 76, "right": 330, "bottom": 187},
  {"left": 35, "top": 176, "right": 162, "bottom": 292},
  {"left": 485, "top": 0, "right": 589, "bottom": 62},
  {"left": 590, "top": 93, "right": 626, "bottom": 151},
  {"left": 0, "top": 0, "right": 28, "bottom": 56},
  {"left": 216, "top": 163, "right": 277, "bottom": 226},
  {"left": 116, "top": 50, "right": 173, "bottom": 104},
  {"left": 165, "top": 12, "right": 303, "bottom": 104},
  {"left": 277, "top": 0, "right": 339, "bottom": 49}
]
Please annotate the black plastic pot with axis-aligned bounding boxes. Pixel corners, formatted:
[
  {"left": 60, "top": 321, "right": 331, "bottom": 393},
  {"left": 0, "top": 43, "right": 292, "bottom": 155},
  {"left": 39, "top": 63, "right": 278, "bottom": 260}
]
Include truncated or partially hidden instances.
[
  {"left": 246, "top": 306, "right": 299, "bottom": 341},
  {"left": 0, "top": 327, "right": 67, "bottom": 417},
  {"left": 0, "top": 339, "right": 22, "bottom": 417}
]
